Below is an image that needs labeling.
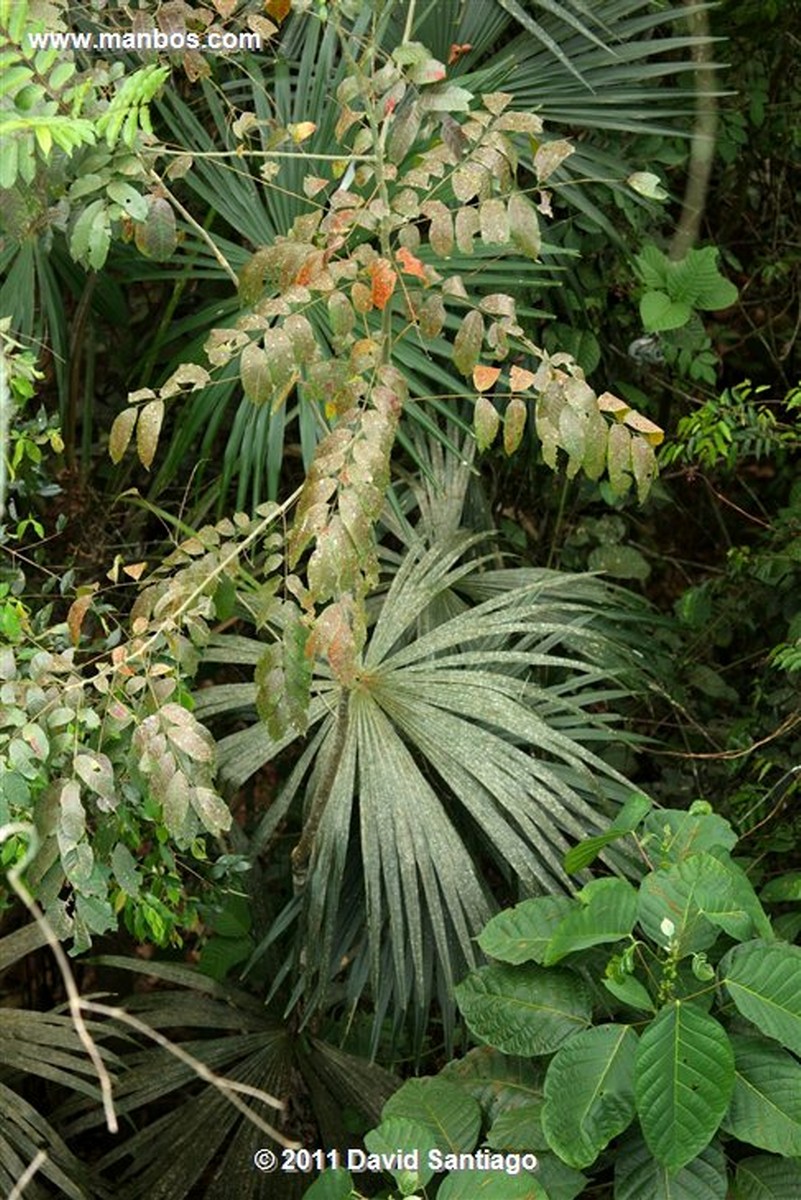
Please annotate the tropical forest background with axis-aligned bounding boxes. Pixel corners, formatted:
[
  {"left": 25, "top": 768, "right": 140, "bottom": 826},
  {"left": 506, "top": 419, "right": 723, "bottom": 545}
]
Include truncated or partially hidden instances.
[{"left": 1, "top": 0, "right": 801, "bottom": 1197}]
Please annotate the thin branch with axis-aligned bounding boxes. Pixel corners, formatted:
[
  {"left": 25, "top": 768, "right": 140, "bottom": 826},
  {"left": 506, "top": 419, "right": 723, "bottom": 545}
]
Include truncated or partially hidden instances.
[
  {"left": 80, "top": 1002, "right": 298, "bottom": 1147},
  {"left": 7, "top": 1151, "right": 47, "bottom": 1200},
  {"left": 151, "top": 172, "right": 239, "bottom": 286},
  {"left": 2, "top": 823, "right": 118, "bottom": 1134}
]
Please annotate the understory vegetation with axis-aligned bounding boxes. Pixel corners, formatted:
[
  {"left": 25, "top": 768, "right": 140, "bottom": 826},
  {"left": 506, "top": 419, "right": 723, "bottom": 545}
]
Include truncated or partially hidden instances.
[{"left": 1, "top": 1, "right": 800, "bottom": 1198}]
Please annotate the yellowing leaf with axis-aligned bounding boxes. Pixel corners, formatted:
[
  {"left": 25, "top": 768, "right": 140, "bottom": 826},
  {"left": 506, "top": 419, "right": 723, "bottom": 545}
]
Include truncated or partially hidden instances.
[
  {"left": 303, "top": 175, "right": 329, "bottom": 198},
  {"left": 508, "top": 191, "right": 541, "bottom": 260},
  {"left": 123, "top": 561, "right": 148, "bottom": 580},
  {"left": 510, "top": 365, "right": 537, "bottom": 392},
  {"left": 504, "top": 396, "right": 527, "bottom": 455},
  {"left": 474, "top": 394, "right": 500, "bottom": 451},
  {"left": 351, "top": 281, "right": 374, "bottom": 314},
  {"left": 623, "top": 410, "right": 665, "bottom": 446},
  {"left": 534, "top": 138, "right": 575, "bottom": 183},
  {"left": 597, "top": 391, "right": 631, "bottom": 420},
  {"left": 452, "top": 310, "right": 484, "bottom": 376},
  {"left": 109, "top": 406, "right": 138, "bottom": 464},
  {"left": 67, "top": 591, "right": 96, "bottom": 646},
  {"left": 136, "top": 399, "right": 165, "bottom": 470},
  {"left": 287, "top": 122, "right": 316, "bottom": 144},
  {"left": 473, "top": 365, "right": 501, "bottom": 393}
]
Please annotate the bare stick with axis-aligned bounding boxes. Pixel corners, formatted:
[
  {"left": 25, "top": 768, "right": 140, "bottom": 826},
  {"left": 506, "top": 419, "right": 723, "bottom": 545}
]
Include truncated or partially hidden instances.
[
  {"left": 2, "top": 823, "right": 118, "bottom": 1134},
  {"left": 7, "top": 1151, "right": 47, "bottom": 1200}
]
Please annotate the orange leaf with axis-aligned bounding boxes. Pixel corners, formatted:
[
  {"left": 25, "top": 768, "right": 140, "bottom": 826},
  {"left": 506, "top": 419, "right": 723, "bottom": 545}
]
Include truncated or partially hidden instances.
[
  {"left": 509, "top": 364, "right": 536, "bottom": 392},
  {"left": 473, "top": 365, "right": 501, "bottom": 393},
  {"left": 67, "top": 592, "right": 95, "bottom": 646},
  {"left": 265, "top": 0, "right": 292, "bottom": 23},
  {"left": 395, "top": 246, "right": 427, "bottom": 281},
  {"left": 448, "top": 43, "right": 472, "bottom": 65},
  {"left": 369, "top": 258, "right": 397, "bottom": 311}
]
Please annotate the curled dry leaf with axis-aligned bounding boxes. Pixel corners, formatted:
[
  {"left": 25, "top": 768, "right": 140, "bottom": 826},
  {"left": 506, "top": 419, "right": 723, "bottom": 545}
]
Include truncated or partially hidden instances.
[{"left": 623, "top": 409, "right": 664, "bottom": 446}]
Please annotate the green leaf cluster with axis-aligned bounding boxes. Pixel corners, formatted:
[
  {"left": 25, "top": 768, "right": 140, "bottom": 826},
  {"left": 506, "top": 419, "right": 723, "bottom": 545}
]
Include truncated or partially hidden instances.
[
  {"left": 636, "top": 243, "right": 738, "bottom": 333},
  {"left": 443, "top": 800, "right": 801, "bottom": 1197}
]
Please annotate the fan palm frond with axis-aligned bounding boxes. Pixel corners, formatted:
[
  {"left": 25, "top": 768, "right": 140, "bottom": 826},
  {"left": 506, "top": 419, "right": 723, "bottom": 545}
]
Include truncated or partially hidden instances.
[{"left": 195, "top": 525, "right": 650, "bottom": 1046}]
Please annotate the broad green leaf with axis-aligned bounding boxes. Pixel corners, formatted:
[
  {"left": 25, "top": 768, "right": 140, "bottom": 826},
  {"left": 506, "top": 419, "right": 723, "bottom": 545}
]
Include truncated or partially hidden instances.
[
  {"left": 365, "top": 1117, "right": 437, "bottom": 1191},
  {"left": 439, "top": 1047, "right": 545, "bottom": 1124},
  {"left": 603, "top": 975, "right": 655, "bottom": 1014},
  {"left": 733, "top": 1154, "right": 801, "bottom": 1200},
  {"left": 478, "top": 896, "right": 574, "bottom": 965},
  {"left": 303, "top": 1169, "right": 354, "bottom": 1200},
  {"left": 455, "top": 963, "right": 591, "bottom": 1057},
  {"left": 383, "top": 1077, "right": 480, "bottom": 1155},
  {"left": 669, "top": 247, "right": 738, "bottom": 311},
  {"left": 640, "top": 291, "right": 692, "bottom": 332},
  {"left": 639, "top": 852, "right": 770, "bottom": 956},
  {"left": 437, "top": 1170, "right": 546, "bottom": 1199},
  {"left": 614, "top": 1137, "right": 727, "bottom": 1200},
  {"left": 542, "top": 1024, "right": 638, "bottom": 1168},
  {"left": 106, "top": 179, "right": 149, "bottom": 221},
  {"left": 636, "top": 1002, "right": 734, "bottom": 1171},
  {"left": 544, "top": 878, "right": 638, "bottom": 965},
  {"left": 564, "top": 793, "right": 650, "bottom": 874},
  {"left": 722, "top": 1034, "right": 801, "bottom": 1156},
  {"left": 641, "top": 808, "right": 737, "bottom": 866},
  {"left": 760, "top": 872, "right": 801, "bottom": 903},
  {"left": 588, "top": 543, "right": 650, "bottom": 581},
  {"left": 723, "top": 942, "right": 801, "bottom": 1055},
  {"left": 486, "top": 1102, "right": 547, "bottom": 1151},
  {"left": 112, "top": 842, "right": 141, "bottom": 897}
]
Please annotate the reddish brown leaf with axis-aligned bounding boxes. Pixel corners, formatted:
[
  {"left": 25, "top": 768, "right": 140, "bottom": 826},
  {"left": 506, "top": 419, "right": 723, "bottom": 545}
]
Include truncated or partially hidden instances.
[
  {"left": 395, "top": 246, "right": 427, "bottom": 280},
  {"left": 67, "top": 591, "right": 96, "bottom": 646},
  {"left": 448, "top": 43, "right": 472, "bottom": 65},
  {"left": 265, "top": 0, "right": 291, "bottom": 22},
  {"left": 369, "top": 258, "right": 397, "bottom": 310}
]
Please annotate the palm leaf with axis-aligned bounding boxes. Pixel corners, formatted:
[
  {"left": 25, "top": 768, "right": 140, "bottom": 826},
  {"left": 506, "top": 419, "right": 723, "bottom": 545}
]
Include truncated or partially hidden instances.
[{"left": 196, "top": 527, "right": 648, "bottom": 1044}]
